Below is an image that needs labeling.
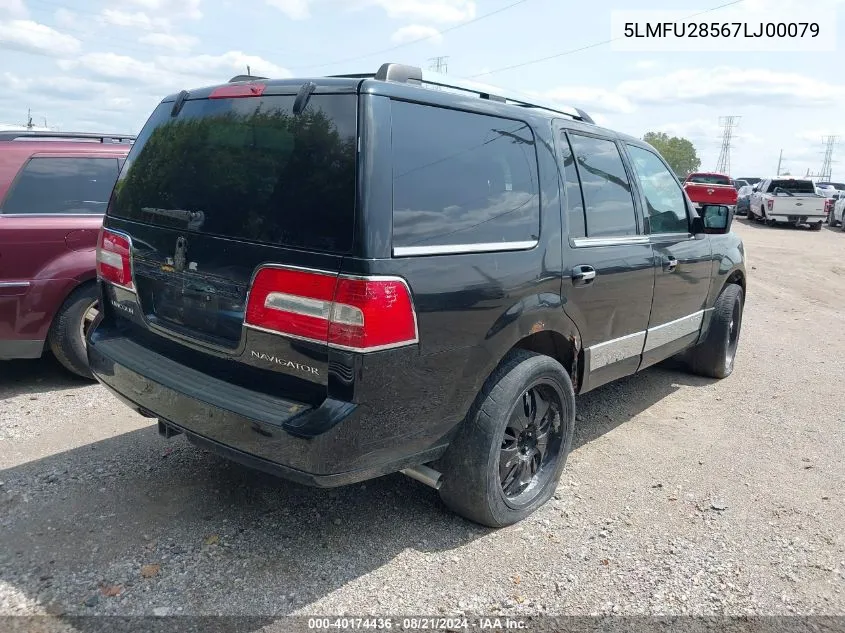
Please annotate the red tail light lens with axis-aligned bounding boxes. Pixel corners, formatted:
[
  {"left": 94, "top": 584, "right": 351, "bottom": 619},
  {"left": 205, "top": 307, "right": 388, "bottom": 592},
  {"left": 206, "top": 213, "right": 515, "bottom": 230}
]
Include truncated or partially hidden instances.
[
  {"left": 245, "top": 267, "right": 418, "bottom": 352},
  {"left": 96, "top": 228, "right": 134, "bottom": 290},
  {"left": 767, "top": 199, "right": 774, "bottom": 211},
  {"left": 209, "top": 83, "right": 266, "bottom": 99}
]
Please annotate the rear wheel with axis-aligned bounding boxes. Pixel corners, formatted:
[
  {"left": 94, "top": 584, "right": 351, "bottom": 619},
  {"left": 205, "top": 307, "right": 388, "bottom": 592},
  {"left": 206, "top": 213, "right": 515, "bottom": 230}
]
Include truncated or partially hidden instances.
[
  {"left": 437, "top": 349, "right": 575, "bottom": 527},
  {"left": 810, "top": 221, "right": 823, "bottom": 231},
  {"left": 828, "top": 213, "right": 838, "bottom": 227},
  {"left": 686, "top": 284, "right": 744, "bottom": 379},
  {"left": 48, "top": 283, "right": 99, "bottom": 380}
]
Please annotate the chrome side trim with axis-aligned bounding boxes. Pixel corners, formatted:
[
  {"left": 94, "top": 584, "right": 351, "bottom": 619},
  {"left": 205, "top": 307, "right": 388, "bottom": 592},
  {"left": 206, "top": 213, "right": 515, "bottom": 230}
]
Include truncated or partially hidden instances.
[
  {"left": 0, "top": 281, "right": 31, "bottom": 288},
  {"left": 643, "top": 310, "right": 704, "bottom": 353},
  {"left": 572, "top": 236, "right": 649, "bottom": 248},
  {"left": 587, "top": 330, "right": 646, "bottom": 371},
  {"left": 392, "top": 240, "right": 537, "bottom": 257}
]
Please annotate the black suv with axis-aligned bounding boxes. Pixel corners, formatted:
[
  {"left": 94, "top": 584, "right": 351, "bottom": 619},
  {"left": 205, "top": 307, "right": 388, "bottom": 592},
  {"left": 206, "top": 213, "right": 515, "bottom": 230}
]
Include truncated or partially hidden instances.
[{"left": 88, "top": 63, "right": 746, "bottom": 527}]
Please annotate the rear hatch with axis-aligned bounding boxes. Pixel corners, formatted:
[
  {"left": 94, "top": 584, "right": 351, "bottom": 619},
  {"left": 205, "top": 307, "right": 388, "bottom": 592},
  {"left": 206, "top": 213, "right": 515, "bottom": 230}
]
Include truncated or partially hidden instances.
[{"left": 105, "top": 86, "right": 359, "bottom": 395}]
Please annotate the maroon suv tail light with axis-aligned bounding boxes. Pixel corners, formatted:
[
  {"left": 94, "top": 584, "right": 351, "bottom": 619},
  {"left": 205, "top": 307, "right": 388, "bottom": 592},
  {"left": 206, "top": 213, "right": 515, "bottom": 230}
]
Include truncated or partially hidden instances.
[
  {"left": 96, "top": 228, "right": 134, "bottom": 291},
  {"left": 245, "top": 267, "right": 418, "bottom": 353}
]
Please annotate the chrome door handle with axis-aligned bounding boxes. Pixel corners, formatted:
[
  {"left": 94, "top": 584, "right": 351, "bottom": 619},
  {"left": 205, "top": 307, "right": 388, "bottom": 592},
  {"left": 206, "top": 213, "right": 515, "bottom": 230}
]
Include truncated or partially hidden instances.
[
  {"left": 665, "top": 257, "right": 678, "bottom": 272},
  {"left": 572, "top": 265, "right": 597, "bottom": 286}
]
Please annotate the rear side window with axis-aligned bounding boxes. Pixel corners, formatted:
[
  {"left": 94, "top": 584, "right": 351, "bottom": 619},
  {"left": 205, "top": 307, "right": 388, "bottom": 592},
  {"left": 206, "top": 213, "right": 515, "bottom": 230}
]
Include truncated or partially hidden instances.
[
  {"left": 110, "top": 95, "right": 357, "bottom": 253},
  {"left": 568, "top": 134, "right": 637, "bottom": 237},
  {"left": 558, "top": 132, "right": 586, "bottom": 238},
  {"left": 390, "top": 101, "right": 540, "bottom": 251},
  {"left": 769, "top": 179, "right": 816, "bottom": 194},
  {"left": 687, "top": 174, "right": 731, "bottom": 185},
  {"left": 1, "top": 157, "right": 119, "bottom": 215}
]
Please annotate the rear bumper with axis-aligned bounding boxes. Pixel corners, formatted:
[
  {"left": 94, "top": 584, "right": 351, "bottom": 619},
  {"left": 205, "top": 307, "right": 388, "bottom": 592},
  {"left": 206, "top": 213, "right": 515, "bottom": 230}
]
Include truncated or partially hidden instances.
[
  {"left": 87, "top": 328, "right": 449, "bottom": 487},
  {"left": 768, "top": 214, "right": 826, "bottom": 223}
]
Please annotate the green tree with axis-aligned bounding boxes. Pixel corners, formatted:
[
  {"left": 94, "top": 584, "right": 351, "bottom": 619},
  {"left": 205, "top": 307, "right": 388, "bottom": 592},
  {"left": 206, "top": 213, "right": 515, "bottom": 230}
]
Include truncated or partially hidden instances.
[{"left": 642, "top": 131, "right": 701, "bottom": 178}]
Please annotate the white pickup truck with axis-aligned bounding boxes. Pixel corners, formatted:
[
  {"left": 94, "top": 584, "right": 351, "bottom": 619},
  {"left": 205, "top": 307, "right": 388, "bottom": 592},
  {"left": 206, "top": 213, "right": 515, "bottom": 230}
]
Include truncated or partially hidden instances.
[
  {"left": 748, "top": 178, "right": 827, "bottom": 230},
  {"left": 828, "top": 191, "right": 845, "bottom": 229}
]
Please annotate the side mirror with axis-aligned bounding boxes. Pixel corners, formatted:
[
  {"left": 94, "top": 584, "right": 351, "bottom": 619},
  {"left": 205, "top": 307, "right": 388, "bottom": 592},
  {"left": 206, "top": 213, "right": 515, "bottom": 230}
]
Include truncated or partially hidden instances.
[
  {"left": 701, "top": 204, "right": 733, "bottom": 234},
  {"left": 691, "top": 215, "right": 705, "bottom": 235}
]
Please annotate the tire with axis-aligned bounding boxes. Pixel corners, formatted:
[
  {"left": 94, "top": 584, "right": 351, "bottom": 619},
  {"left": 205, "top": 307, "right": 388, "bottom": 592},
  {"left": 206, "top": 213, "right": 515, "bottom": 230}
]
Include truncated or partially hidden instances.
[
  {"left": 437, "top": 349, "right": 575, "bottom": 527},
  {"left": 828, "top": 213, "right": 838, "bottom": 227},
  {"left": 686, "top": 284, "right": 744, "bottom": 379},
  {"left": 810, "top": 221, "right": 823, "bottom": 232},
  {"left": 48, "top": 283, "right": 99, "bottom": 380}
]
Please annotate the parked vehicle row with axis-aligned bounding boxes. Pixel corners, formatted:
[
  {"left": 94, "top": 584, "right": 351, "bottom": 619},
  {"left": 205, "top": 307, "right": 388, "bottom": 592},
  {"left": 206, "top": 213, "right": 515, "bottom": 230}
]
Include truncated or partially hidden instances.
[
  {"left": 85, "top": 63, "right": 747, "bottom": 527},
  {"left": 0, "top": 131, "right": 134, "bottom": 377}
]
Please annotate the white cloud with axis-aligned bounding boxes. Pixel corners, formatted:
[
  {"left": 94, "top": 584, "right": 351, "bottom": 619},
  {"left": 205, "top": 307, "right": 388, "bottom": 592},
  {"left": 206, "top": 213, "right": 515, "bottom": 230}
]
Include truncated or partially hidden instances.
[
  {"left": 265, "top": 0, "right": 310, "bottom": 19},
  {"left": 140, "top": 32, "right": 199, "bottom": 52},
  {"left": 0, "top": 0, "right": 27, "bottom": 18},
  {"left": 617, "top": 67, "right": 845, "bottom": 108},
  {"left": 125, "top": 0, "right": 202, "bottom": 20},
  {"left": 99, "top": 9, "right": 169, "bottom": 31},
  {"left": 543, "top": 86, "right": 634, "bottom": 114},
  {"left": 633, "top": 60, "right": 658, "bottom": 70},
  {"left": 156, "top": 51, "right": 291, "bottom": 81},
  {"left": 390, "top": 24, "right": 442, "bottom": 44},
  {"left": 0, "top": 19, "right": 81, "bottom": 57},
  {"left": 266, "top": 0, "right": 475, "bottom": 23},
  {"left": 374, "top": 0, "right": 475, "bottom": 23},
  {"left": 59, "top": 53, "right": 165, "bottom": 87}
]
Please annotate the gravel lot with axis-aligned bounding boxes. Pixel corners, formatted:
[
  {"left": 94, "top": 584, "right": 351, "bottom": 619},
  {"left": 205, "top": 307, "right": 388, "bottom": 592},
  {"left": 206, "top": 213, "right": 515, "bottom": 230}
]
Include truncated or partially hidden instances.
[{"left": 1, "top": 218, "right": 844, "bottom": 623}]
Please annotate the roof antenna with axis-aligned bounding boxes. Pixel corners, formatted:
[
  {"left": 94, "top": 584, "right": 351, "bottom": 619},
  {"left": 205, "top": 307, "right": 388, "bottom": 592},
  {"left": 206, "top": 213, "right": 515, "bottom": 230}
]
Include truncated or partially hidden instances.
[{"left": 246, "top": 65, "right": 251, "bottom": 77}]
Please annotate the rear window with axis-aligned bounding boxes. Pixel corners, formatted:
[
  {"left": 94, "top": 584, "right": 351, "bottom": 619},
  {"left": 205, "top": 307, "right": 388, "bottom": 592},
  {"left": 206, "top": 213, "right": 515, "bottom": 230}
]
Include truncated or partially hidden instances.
[
  {"left": 687, "top": 174, "right": 731, "bottom": 185},
  {"left": 770, "top": 179, "right": 816, "bottom": 194},
  {"left": 1, "top": 157, "right": 119, "bottom": 214},
  {"left": 390, "top": 101, "right": 540, "bottom": 251},
  {"left": 110, "top": 94, "right": 357, "bottom": 253}
]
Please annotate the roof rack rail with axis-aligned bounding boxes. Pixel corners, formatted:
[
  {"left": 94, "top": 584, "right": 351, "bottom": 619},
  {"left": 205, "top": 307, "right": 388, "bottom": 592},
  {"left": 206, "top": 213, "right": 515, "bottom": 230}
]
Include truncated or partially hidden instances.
[
  {"left": 358, "top": 63, "right": 594, "bottom": 124},
  {"left": 0, "top": 131, "right": 136, "bottom": 143},
  {"left": 228, "top": 74, "right": 268, "bottom": 83}
]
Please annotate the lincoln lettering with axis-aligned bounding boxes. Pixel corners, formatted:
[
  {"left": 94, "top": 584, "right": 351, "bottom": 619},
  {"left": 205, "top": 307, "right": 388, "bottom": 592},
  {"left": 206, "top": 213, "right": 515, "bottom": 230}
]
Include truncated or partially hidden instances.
[{"left": 250, "top": 350, "right": 319, "bottom": 375}]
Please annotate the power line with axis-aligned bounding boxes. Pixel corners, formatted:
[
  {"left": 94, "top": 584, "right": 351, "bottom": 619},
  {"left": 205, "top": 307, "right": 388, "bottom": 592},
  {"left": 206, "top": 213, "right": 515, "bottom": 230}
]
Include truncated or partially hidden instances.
[
  {"left": 467, "top": 0, "right": 746, "bottom": 78},
  {"left": 291, "top": 0, "right": 532, "bottom": 71}
]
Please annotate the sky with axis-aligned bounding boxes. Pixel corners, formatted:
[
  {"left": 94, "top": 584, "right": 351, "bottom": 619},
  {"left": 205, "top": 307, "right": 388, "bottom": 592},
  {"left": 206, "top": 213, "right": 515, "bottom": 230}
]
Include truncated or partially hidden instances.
[{"left": 0, "top": 0, "right": 843, "bottom": 180}]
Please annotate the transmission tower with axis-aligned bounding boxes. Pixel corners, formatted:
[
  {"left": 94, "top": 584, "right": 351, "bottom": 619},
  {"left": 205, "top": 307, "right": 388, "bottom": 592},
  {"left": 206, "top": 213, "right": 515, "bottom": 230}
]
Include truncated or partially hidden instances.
[
  {"left": 428, "top": 56, "right": 449, "bottom": 75},
  {"left": 818, "top": 136, "right": 838, "bottom": 182},
  {"left": 714, "top": 116, "right": 741, "bottom": 175}
]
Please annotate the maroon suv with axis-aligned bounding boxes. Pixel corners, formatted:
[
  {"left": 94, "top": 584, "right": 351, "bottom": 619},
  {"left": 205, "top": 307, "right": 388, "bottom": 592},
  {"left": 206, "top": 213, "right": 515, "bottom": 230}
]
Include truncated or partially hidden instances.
[{"left": 0, "top": 131, "right": 134, "bottom": 378}]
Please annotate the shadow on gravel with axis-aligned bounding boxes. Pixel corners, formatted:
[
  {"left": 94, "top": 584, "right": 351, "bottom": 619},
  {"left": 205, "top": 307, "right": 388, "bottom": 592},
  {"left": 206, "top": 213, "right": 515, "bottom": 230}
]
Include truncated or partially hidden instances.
[
  {"left": 740, "top": 216, "right": 821, "bottom": 232},
  {"left": 0, "top": 355, "right": 94, "bottom": 399},
  {"left": 0, "top": 362, "right": 716, "bottom": 629},
  {"left": 573, "top": 362, "right": 717, "bottom": 450}
]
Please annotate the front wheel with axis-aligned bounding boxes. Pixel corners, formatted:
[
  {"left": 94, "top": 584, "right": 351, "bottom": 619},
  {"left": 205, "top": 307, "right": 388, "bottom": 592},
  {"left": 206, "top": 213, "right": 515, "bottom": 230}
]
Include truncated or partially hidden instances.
[
  {"left": 686, "top": 284, "right": 744, "bottom": 379},
  {"left": 48, "top": 284, "right": 99, "bottom": 380},
  {"left": 437, "top": 350, "right": 575, "bottom": 527}
]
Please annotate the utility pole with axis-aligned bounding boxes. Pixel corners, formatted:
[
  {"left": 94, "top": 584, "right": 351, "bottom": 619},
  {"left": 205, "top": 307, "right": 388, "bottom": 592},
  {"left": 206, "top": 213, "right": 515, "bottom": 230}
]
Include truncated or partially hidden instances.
[
  {"left": 715, "top": 116, "right": 741, "bottom": 175},
  {"left": 776, "top": 149, "right": 783, "bottom": 176},
  {"left": 428, "top": 56, "right": 449, "bottom": 75}
]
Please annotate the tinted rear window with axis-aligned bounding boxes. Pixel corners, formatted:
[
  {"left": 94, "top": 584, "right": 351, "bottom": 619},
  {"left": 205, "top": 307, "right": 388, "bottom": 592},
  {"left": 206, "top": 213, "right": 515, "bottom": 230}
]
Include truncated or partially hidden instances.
[
  {"left": 770, "top": 179, "right": 816, "bottom": 194},
  {"left": 687, "top": 174, "right": 731, "bottom": 185},
  {"left": 110, "top": 94, "right": 357, "bottom": 253},
  {"left": 390, "top": 101, "right": 540, "bottom": 250},
  {"left": 1, "top": 157, "right": 119, "bottom": 214}
]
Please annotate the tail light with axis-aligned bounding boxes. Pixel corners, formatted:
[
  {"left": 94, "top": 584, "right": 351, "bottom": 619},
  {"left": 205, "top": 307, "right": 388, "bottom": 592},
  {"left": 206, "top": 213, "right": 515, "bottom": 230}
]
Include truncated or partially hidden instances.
[
  {"left": 767, "top": 199, "right": 774, "bottom": 211},
  {"left": 245, "top": 267, "right": 418, "bottom": 353},
  {"left": 96, "top": 228, "right": 134, "bottom": 291}
]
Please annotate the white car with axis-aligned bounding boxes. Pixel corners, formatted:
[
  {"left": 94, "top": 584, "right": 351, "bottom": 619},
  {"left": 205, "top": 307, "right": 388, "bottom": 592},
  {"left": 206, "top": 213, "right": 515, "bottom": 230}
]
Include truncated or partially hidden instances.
[
  {"left": 748, "top": 178, "right": 827, "bottom": 230},
  {"left": 829, "top": 191, "right": 845, "bottom": 228}
]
